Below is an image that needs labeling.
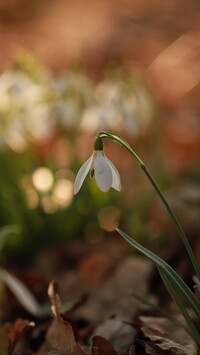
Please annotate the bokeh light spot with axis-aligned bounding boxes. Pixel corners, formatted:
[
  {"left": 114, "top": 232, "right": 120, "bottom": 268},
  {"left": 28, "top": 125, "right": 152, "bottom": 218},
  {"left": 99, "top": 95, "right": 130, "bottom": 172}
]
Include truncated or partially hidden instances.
[
  {"left": 32, "top": 167, "right": 54, "bottom": 193},
  {"left": 26, "top": 187, "right": 39, "bottom": 209},
  {"left": 41, "top": 196, "right": 58, "bottom": 214},
  {"left": 53, "top": 179, "right": 73, "bottom": 208}
]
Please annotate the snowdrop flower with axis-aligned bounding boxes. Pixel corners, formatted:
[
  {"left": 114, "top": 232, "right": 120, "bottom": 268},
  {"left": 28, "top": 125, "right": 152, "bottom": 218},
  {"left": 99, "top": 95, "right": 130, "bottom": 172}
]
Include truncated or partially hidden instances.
[{"left": 74, "top": 137, "right": 121, "bottom": 194}]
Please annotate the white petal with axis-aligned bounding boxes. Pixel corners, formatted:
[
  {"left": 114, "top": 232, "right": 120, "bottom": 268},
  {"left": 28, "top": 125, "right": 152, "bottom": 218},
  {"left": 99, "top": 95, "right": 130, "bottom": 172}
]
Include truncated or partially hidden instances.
[
  {"left": 94, "top": 152, "right": 112, "bottom": 192},
  {"left": 105, "top": 157, "right": 121, "bottom": 191},
  {"left": 74, "top": 154, "right": 93, "bottom": 194}
]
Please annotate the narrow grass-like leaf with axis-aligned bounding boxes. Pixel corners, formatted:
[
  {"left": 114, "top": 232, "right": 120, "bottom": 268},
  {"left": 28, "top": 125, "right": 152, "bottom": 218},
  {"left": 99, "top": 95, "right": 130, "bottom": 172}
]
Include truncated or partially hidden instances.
[
  {"left": 116, "top": 228, "right": 200, "bottom": 319},
  {"left": 157, "top": 266, "right": 200, "bottom": 345},
  {"left": 0, "top": 269, "right": 40, "bottom": 315},
  {"left": 130, "top": 291, "right": 190, "bottom": 335},
  {"left": 193, "top": 276, "right": 200, "bottom": 293}
]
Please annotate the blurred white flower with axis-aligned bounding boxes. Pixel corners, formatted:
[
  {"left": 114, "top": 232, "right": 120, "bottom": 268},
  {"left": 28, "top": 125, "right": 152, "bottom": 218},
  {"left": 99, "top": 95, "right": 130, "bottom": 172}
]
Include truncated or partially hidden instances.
[
  {"left": 80, "top": 78, "right": 154, "bottom": 136},
  {"left": 81, "top": 105, "right": 122, "bottom": 133},
  {"left": 74, "top": 150, "right": 121, "bottom": 194},
  {"left": 4, "top": 118, "right": 27, "bottom": 152},
  {"left": 56, "top": 100, "right": 80, "bottom": 129},
  {"left": 25, "top": 104, "right": 54, "bottom": 141},
  {"left": 23, "top": 84, "right": 49, "bottom": 106},
  {"left": 0, "top": 71, "right": 31, "bottom": 95}
]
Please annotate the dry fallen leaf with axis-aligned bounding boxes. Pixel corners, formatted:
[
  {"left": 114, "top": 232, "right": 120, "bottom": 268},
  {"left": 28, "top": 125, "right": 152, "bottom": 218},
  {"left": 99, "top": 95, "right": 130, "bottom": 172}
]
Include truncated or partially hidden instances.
[
  {"left": 38, "top": 281, "right": 87, "bottom": 355},
  {"left": 46, "top": 349, "right": 61, "bottom": 355},
  {"left": 137, "top": 339, "right": 164, "bottom": 355},
  {"left": 78, "top": 252, "right": 113, "bottom": 285},
  {"left": 91, "top": 335, "right": 118, "bottom": 355},
  {"left": 139, "top": 316, "right": 198, "bottom": 355},
  {"left": 39, "top": 282, "right": 86, "bottom": 355},
  {"left": 4, "top": 318, "right": 35, "bottom": 355},
  {"left": 91, "top": 319, "right": 136, "bottom": 353},
  {"left": 66, "top": 257, "right": 152, "bottom": 323},
  {"left": 128, "top": 345, "right": 136, "bottom": 354}
]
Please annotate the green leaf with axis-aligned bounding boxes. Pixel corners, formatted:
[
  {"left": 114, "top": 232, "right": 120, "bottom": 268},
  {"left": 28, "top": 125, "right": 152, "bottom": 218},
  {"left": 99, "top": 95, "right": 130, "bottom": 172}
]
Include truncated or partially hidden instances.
[
  {"left": 130, "top": 291, "right": 191, "bottom": 335},
  {"left": 116, "top": 228, "right": 200, "bottom": 319},
  {"left": 158, "top": 266, "right": 200, "bottom": 345}
]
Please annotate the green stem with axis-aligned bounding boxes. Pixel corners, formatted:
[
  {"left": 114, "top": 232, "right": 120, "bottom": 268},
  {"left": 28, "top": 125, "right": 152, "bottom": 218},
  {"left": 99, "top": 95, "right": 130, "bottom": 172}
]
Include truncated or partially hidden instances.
[
  {"left": 141, "top": 165, "right": 200, "bottom": 280},
  {"left": 98, "top": 131, "right": 200, "bottom": 280},
  {"left": 97, "top": 131, "right": 144, "bottom": 165}
]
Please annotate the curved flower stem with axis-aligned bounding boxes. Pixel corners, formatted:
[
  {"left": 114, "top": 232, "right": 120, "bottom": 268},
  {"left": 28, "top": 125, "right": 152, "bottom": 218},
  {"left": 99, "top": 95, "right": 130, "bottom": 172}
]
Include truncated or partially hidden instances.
[
  {"left": 141, "top": 165, "right": 200, "bottom": 281},
  {"left": 97, "top": 131, "right": 200, "bottom": 280}
]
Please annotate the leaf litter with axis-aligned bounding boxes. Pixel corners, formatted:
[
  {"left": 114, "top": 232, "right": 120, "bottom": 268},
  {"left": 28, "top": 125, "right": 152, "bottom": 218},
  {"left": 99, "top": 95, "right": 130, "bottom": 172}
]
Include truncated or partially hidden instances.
[
  {"left": 138, "top": 315, "right": 199, "bottom": 354},
  {"left": 2, "top": 235, "right": 200, "bottom": 354}
]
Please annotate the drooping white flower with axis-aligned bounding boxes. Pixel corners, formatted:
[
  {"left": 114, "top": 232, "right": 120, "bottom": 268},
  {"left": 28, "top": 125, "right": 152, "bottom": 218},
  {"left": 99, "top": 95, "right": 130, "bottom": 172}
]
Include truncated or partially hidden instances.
[{"left": 74, "top": 138, "right": 121, "bottom": 194}]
